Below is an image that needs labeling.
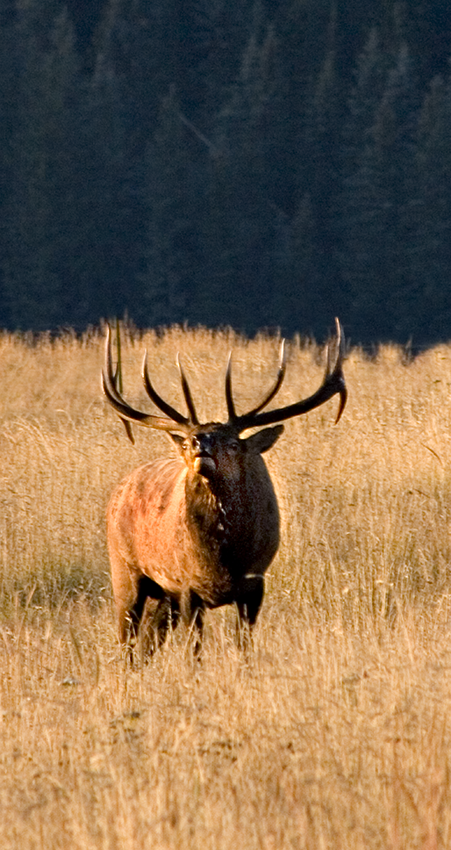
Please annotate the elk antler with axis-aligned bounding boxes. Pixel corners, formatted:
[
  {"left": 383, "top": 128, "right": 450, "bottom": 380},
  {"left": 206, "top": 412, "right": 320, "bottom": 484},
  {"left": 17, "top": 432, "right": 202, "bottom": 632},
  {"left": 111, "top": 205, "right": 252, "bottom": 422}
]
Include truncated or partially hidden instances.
[
  {"left": 103, "top": 320, "right": 347, "bottom": 440},
  {"left": 176, "top": 355, "right": 199, "bottom": 425},
  {"left": 142, "top": 351, "right": 189, "bottom": 426},
  {"left": 142, "top": 351, "right": 199, "bottom": 425},
  {"left": 229, "top": 318, "right": 347, "bottom": 433},
  {"left": 225, "top": 340, "right": 287, "bottom": 420},
  {"left": 102, "top": 325, "right": 191, "bottom": 435}
]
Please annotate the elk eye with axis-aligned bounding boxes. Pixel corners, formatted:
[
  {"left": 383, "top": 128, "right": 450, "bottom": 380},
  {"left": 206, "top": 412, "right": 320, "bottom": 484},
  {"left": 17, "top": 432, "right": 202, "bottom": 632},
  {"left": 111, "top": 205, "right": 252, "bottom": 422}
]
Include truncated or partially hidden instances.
[
  {"left": 229, "top": 441, "right": 240, "bottom": 452},
  {"left": 182, "top": 440, "right": 190, "bottom": 452}
]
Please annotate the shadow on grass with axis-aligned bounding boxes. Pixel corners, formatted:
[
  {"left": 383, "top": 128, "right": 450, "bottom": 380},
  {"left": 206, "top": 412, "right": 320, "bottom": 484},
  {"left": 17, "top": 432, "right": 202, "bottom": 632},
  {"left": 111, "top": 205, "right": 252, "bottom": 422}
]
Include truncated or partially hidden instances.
[{"left": 0, "top": 560, "right": 112, "bottom": 619}]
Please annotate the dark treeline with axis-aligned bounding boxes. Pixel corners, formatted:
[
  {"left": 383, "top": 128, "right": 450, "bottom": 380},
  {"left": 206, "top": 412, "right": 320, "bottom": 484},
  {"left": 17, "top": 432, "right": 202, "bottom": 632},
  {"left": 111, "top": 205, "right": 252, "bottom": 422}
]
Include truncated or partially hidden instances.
[{"left": 2, "top": 0, "right": 451, "bottom": 345}]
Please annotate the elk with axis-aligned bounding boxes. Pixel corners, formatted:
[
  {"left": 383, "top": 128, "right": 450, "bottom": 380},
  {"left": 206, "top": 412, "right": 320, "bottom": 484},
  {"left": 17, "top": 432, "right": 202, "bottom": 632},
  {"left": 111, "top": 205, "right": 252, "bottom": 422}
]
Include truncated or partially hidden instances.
[{"left": 102, "top": 320, "right": 347, "bottom": 656}]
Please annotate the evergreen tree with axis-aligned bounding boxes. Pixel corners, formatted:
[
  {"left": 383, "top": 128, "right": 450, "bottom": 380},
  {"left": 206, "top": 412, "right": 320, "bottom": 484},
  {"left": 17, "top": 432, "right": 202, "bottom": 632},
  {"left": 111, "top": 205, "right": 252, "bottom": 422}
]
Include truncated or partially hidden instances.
[
  {"left": 337, "top": 37, "right": 419, "bottom": 341},
  {"left": 300, "top": 8, "right": 345, "bottom": 250},
  {"left": 185, "top": 0, "right": 257, "bottom": 131},
  {"left": 139, "top": 87, "right": 201, "bottom": 327},
  {"left": 73, "top": 44, "right": 136, "bottom": 325},
  {"left": 413, "top": 73, "right": 451, "bottom": 341},
  {"left": 271, "top": 193, "right": 327, "bottom": 335},
  {"left": 3, "top": 2, "right": 81, "bottom": 330},
  {"left": 94, "top": 0, "right": 180, "bottom": 157},
  {"left": 0, "top": 0, "right": 18, "bottom": 326},
  {"left": 199, "top": 13, "right": 282, "bottom": 331}
]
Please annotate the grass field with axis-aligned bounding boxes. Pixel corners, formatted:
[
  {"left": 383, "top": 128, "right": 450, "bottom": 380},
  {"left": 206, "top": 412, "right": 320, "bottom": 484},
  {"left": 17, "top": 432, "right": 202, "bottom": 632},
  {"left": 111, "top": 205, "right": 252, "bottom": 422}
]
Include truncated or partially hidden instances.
[{"left": 1, "top": 323, "right": 451, "bottom": 849}]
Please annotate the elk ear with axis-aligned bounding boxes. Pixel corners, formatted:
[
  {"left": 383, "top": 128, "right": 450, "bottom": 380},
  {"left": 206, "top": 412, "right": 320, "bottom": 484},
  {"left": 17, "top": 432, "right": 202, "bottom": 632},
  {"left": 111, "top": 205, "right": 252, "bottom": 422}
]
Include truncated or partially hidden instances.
[{"left": 244, "top": 424, "right": 284, "bottom": 455}]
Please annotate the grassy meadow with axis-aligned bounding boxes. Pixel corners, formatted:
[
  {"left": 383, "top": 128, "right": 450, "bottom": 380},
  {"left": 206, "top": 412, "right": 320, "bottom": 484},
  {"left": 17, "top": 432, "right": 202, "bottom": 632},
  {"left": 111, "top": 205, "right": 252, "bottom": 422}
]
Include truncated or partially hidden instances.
[{"left": 1, "top": 323, "right": 451, "bottom": 848}]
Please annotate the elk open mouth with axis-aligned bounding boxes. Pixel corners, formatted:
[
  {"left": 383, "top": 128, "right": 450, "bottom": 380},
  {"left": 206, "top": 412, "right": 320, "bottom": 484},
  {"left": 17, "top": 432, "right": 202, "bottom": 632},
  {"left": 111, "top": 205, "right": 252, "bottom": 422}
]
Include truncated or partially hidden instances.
[{"left": 193, "top": 454, "right": 216, "bottom": 477}]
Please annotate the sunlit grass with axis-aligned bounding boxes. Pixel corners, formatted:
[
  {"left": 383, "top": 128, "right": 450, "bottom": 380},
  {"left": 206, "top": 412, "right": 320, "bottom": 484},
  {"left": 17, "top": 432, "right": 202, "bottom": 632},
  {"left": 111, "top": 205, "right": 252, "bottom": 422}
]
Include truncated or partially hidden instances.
[{"left": 0, "top": 324, "right": 451, "bottom": 848}]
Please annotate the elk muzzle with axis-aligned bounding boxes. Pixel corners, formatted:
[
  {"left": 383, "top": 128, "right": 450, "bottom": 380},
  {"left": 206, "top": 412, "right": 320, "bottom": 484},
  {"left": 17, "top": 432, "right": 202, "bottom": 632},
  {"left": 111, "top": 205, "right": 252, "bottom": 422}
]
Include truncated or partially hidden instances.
[{"left": 192, "top": 434, "right": 217, "bottom": 478}]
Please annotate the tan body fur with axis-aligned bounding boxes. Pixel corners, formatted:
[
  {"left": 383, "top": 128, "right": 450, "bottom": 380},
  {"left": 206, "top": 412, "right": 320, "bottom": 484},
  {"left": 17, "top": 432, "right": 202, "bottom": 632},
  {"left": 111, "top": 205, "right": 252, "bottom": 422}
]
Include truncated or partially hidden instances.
[{"left": 107, "top": 428, "right": 281, "bottom": 651}]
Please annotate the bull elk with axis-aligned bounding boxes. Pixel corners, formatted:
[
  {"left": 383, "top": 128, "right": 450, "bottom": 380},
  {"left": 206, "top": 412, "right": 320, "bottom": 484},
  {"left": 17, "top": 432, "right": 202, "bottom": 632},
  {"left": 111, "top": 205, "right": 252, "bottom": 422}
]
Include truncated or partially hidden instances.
[{"left": 102, "top": 320, "right": 347, "bottom": 656}]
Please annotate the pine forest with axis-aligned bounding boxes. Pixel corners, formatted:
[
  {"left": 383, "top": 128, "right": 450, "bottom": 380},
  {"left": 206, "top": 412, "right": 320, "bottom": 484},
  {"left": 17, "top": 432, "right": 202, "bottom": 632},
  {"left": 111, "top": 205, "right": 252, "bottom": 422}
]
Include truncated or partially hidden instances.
[{"left": 2, "top": 0, "right": 451, "bottom": 345}]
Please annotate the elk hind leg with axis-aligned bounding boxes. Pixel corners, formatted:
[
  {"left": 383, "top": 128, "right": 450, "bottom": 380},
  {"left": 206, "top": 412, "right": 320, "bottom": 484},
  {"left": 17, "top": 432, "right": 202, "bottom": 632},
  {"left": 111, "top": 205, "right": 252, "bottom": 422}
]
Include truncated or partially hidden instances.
[
  {"left": 115, "top": 573, "right": 168, "bottom": 661},
  {"left": 180, "top": 592, "right": 205, "bottom": 657},
  {"left": 139, "top": 596, "right": 180, "bottom": 658}
]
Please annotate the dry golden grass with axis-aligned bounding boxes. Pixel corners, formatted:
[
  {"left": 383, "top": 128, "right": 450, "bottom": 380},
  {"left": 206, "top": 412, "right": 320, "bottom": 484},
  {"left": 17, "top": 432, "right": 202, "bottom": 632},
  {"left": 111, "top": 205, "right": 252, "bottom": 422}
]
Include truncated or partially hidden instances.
[{"left": 1, "top": 324, "right": 451, "bottom": 848}]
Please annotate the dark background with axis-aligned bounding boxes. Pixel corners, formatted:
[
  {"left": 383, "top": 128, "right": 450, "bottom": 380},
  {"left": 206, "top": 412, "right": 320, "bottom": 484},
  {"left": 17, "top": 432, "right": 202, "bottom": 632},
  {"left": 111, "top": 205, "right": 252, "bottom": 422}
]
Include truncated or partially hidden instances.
[{"left": 2, "top": 0, "right": 451, "bottom": 346}]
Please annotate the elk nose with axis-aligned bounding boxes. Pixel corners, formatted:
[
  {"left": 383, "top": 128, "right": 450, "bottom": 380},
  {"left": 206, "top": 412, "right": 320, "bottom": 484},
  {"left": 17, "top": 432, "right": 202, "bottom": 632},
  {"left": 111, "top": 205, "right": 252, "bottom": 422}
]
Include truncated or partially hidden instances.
[{"left": 192, "top": 435, "right": 213, "bottom": 456}]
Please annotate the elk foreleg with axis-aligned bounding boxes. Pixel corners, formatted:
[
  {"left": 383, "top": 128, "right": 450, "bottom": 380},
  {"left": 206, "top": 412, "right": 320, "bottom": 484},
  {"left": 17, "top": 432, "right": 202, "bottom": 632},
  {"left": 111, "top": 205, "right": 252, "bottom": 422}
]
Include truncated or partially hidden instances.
[{"left": 235, "top": 575, "right": 265, "bottom": 651}]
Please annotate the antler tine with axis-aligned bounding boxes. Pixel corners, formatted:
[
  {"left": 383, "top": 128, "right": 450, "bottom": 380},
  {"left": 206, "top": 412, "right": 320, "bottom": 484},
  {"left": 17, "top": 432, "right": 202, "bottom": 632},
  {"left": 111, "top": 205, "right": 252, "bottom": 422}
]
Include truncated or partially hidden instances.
[
  {"left": 110, "top": 320, "right": 135, "bottom": 445},
  {"left": 103, "top": 325, "right": 136, "bottom": 411},
  {"left": 246, "top": 339, "right": 287, "bottom": 417},
  {"left": 105, "top": 323, "right": 116, "bottom": 391},
  {"left": 142, "top": 351, "right": 189, "bottom": 426},
  {"left": 326, "top": 316, "right": 342, "bottom": 373},
  {"left": 176, "top": 354, "right": 199, "bottom": 425},
  {"left": 225, "top": 352, "right": 236, "bottom": 419},
  {"left": 102, "top": 325, "right": 190, "bottom": 435},
  {"left": 225, "top": 340, "right": 287, "bottom": 424},
  {"left": 331, "top": 317, "right": 347, "bottom": 424},
  {"left": 324, "top": 340, "right": 332, "bottom": 379},
  {"left": 232, "top": 319, "right": 347, "bottom": 432}
]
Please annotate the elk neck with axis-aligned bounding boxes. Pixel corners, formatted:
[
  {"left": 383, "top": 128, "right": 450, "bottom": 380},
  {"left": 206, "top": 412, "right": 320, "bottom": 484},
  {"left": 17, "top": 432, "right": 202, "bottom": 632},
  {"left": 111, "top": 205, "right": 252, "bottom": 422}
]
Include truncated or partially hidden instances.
[{"left": 184, "top": 462, "right": 262, "bottom": 570}]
